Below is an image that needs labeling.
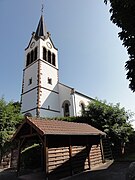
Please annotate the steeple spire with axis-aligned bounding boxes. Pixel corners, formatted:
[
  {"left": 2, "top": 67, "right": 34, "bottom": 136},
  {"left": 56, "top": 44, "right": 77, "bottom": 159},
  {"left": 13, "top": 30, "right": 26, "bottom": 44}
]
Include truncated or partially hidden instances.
[{"left": 35, "top": 15, "right": 47, "bottom": 39}]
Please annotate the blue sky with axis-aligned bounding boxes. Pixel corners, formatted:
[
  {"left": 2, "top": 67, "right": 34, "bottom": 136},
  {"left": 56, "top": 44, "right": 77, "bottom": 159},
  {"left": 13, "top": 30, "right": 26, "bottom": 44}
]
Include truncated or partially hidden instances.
[{"left": 0, "top": 1, "right": 135, "bottom": 121}]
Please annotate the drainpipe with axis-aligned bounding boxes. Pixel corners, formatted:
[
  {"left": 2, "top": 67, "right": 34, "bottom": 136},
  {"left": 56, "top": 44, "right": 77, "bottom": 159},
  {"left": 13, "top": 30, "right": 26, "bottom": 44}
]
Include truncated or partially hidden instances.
[{"left": 71, "top": 89, "right": 77, "bottom": 116}]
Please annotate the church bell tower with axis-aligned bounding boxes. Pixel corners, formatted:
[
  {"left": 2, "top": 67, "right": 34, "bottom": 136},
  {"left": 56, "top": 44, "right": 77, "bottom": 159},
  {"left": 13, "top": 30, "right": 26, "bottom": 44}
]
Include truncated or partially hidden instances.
[{"left": 21, "top": 15, "right": 60, "bottom": 117}]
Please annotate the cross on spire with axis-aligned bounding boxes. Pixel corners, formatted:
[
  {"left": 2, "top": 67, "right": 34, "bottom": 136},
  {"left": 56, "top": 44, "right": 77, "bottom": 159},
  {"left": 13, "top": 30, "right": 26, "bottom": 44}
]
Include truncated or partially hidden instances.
[
  {"left": 41, "top": 0, "right": 44, "bottom": 15},
  {"left": 41, "top": 4, "right": 44, "bottom": 15},
  {"left": 35, "top": 0, "right": 48, "bottom": 39}
]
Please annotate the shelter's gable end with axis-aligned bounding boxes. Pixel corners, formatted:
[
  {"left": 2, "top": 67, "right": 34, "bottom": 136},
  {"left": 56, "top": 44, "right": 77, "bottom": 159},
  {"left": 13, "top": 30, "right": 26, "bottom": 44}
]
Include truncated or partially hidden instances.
[
  {"left": 12, "top": 118, "right": 44, "bottom": 141},
  {"left": 27, "top": 118, "right": 45, "bottom": 136}
]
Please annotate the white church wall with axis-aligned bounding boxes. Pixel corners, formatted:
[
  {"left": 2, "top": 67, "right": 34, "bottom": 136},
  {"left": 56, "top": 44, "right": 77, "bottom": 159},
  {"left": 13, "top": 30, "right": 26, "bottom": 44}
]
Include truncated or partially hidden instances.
[
  {"left": 59, "top": 83, "right": 74, "bottom": 117},
  {"left": 26, "top": 109, "right": 36, "bottom": 117},
  {"left": 74, "top": 92, "right": 93, "bottom": 116},
  {"left": 40, "top": 108, "right": 60, "bottom": 118},
  {"left": 37, "top": 38, "right": 60, "bottom": 117},
  {"left": 21, "top": 89, "right": 37, "bottom": 115},
  {"left": 40, "top": 61, "right": 59, "bottom": 92},
  {"left": 40, "top": 88, "right": 60, "bottom": 116},
  {"left": 23, "top": 62, "right": 38, "bottom": 93}
]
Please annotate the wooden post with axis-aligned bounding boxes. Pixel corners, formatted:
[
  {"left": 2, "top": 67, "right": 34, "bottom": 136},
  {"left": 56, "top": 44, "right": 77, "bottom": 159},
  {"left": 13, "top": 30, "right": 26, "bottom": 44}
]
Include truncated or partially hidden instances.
[
  {"left": 87, "top": 145, "right": 91, "bottom": 170},
  {"left": 44, "top": 135, "right": 48, "bottom": 180},
  {"left": 30, "top": 126, "right": 32, "bottom": 134},
  {"left": 100, "top": 136, "right": 105, "bottom": 163},
  {"left": 87, "top": 137, "right": 91, "bottom": 170},
  {"left": 17, "top": 140, "right": 21, "bottom": 176},
  {"left": 69, "top": 136, "right": 73, "bottom": 176},
  {"left": 40, "top": 143, "right": 44, "bottom": 171},
  {"left": 16, "top": 138, "right": 26, "bottom": 176}
]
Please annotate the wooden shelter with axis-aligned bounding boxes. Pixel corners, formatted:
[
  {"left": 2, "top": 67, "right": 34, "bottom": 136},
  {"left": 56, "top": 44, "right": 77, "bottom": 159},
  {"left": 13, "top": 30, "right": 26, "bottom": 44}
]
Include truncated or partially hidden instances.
[{"left": 12, "top": 117, "right": 106, "bottom": 180}]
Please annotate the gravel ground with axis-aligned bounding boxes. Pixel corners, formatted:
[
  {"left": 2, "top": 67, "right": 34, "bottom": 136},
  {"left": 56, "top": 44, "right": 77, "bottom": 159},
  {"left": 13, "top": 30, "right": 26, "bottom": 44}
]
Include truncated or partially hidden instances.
[{"left": 0, "top": 161, "right": 132, "bottom": 180}]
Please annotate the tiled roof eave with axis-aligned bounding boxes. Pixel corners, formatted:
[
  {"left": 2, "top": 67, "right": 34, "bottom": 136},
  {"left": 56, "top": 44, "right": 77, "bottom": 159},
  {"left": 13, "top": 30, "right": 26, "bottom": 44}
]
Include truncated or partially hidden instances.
[
  {"left": 43, "top": 133, "right": 104, "bottom": 136},
  {"left": 27, "top": 117, "right": 106, "bottom": 136}
]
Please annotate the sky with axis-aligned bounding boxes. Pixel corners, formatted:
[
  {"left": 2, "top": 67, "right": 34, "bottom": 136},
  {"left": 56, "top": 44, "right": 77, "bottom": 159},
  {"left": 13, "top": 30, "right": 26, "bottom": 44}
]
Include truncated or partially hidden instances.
[{"left": 0, "top": 1, "right": 135, "bottom": 125}]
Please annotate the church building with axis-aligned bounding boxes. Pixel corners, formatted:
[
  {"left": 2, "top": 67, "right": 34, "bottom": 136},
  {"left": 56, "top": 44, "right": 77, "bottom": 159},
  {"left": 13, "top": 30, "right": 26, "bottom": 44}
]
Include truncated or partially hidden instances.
[{"left": 21, "top": 15, "right": 94, "bottom": 118}]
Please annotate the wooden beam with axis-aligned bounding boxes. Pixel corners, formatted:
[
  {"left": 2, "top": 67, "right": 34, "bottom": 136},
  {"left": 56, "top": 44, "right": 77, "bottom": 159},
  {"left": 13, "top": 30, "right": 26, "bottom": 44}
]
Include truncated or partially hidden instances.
[
  {"left": 20, "top": 133, "right": 39, "bottom": 139},
  {"left": 100, "top": 136, "right": 105, "bottom": 163},
  {"left": 37, "top": 133, "right": 44, "bottom": 145},
  {"left": 43, "top": 135, "right": 48, "bottom": 180},
  {"left": 20, "top": 137, "right": 26, "bottom": 148}
]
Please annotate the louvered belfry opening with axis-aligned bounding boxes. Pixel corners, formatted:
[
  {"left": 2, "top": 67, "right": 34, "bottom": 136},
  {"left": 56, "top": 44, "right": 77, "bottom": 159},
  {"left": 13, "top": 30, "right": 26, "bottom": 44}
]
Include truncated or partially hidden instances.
[{"left": 12, "top": 117, "right": 107, "bottom": 180}]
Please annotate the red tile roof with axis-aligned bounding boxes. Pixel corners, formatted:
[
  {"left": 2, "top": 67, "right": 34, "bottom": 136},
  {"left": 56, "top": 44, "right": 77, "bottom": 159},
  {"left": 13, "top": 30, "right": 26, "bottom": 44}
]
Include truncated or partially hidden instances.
[
  {"left": 27, "top": 117, "right": 105, "bottom": 136},
  {"left": 12, "top": 117, "right": 105, "bottom": 140}
]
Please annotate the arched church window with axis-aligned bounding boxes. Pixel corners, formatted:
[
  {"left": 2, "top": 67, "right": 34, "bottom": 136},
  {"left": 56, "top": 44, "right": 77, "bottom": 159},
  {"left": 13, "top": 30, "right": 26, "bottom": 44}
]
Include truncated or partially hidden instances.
[
  {"left": 31, "top": 50, "right": 34, "bottom": 63},
  {"left": 80, "top": 102, "right": 85, "bottom": 115},
  {"left": 26, "top": 53, "right": 30, "bottom": 66},
  {"left": 34, "top": 47, "right": 37, "bottom": 61},
  {"left": 64, "top": 103, "right": 70, "bottom": 117},
  {"left": 62, "top": 100, "right": 70, "bottom": 117},
  {"left": 48, "top": 50, "right": 51, "bottom": 63},
  {"left": 52, "top": 53, "right": 56, "bottom": 66},
  {"left": 43, "top": 47, "right": 46, "bottom": 60}
]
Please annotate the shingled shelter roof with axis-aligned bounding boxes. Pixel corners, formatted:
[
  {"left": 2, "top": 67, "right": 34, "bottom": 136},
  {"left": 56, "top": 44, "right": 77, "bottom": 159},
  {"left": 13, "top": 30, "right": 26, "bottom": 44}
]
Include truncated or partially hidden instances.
[{"left": 12, "top": 117, "right": 105, "bottom": 140}]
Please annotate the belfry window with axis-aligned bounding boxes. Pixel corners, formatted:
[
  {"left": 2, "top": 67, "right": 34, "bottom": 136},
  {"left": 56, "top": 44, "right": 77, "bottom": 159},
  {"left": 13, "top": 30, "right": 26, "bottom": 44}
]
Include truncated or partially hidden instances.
[
  {"left": 52, "top": 53, "right": 56, "bottom": 66},
  {"left": 43, "top": 47, "right": 46, "bottom": 60},
  {"left": 31, "top": 50, "right": 34, "bottom": 63},
  {"left": 26, "top": 47, "right": 38, "bottom": 67},
  {"left": 34, "top": 47, "right": 37, "bottom": 61},
  {"left": 48, "top": 50, "right": 51, "bottom": 63},
  {"left": 26, "top": 53, "right": 30, "bottom": 66}
]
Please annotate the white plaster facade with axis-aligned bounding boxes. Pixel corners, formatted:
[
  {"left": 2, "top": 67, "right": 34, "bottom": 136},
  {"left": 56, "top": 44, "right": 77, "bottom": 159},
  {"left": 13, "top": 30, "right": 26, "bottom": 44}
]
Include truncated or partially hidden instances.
[{"left": 21, "top": 15, "right": 94, "bottom": 118}]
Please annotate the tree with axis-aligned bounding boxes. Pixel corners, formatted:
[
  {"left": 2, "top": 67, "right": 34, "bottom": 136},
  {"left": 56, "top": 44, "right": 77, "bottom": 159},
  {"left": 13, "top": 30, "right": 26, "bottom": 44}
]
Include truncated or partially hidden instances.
[
  {"left": 104, "top": 0, "right": 135, "bottom": 92},
  {"left": 84, "top": 99, "right": 134, "bottom": 156},
  {"left": 0, "top": 97, "right": 23, "bottom": 162}
]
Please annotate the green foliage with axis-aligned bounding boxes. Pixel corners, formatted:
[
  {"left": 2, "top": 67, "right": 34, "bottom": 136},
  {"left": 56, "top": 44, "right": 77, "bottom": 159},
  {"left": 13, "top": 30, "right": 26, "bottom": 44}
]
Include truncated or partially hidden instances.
[
  {"left": 54, "top": 99, "right": 134, "bottom": 156},
  {"left": 83, "top": 99, "right": 134, "bottom": 152},
  {"left": 53, "top": 100, "right": 133, "bottom": 143},
  {"left": 0, "top": 97, "right": 23, "bottom": 159},
  {"left": 104, "top": 0, "right": 135, "bottom": 92}
]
